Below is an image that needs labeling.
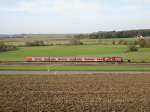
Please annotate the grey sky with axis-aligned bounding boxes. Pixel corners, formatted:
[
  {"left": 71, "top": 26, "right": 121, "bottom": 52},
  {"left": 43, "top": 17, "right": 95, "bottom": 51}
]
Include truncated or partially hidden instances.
[{"left": 0, "top": 0, "right": 150, "bottom": 34}]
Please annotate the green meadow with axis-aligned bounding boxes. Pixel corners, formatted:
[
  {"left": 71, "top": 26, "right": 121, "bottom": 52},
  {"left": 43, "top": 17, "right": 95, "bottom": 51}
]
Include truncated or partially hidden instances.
[
  {"left": 0, "top": 45, "right": 150, "bottom": 62},
  {"left": 0, "top": 37, "right": 150, "bottom": 72},
  {"left": 0, "top": 64, "right": 150, "bottom": 72}
]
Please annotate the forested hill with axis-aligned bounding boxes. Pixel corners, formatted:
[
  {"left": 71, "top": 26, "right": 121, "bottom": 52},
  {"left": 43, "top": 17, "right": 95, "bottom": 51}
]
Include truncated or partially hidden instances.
[
  {"left": 77, "top": 29, "right": 150, "bottom": 39},
  {"left": 90, "top": 29, "right": 150, "bottom": 39}
]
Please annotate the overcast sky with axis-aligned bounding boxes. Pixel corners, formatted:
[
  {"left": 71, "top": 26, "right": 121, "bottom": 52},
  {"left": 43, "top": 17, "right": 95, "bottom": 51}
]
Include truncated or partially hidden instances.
[{"left": 0, "top": 0, "right": 150, "bottom": 34}]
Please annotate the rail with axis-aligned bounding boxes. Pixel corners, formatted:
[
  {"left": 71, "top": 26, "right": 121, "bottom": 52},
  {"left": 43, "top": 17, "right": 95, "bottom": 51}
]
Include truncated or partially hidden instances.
[{"left": 0, "top": 61, "right": 150, "bottom": 65}]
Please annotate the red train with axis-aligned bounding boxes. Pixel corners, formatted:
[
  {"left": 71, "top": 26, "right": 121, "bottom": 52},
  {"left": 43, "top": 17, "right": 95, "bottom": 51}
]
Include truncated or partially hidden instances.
[{"left": 25, "top": 57, "right": 123, "bottom": 62}]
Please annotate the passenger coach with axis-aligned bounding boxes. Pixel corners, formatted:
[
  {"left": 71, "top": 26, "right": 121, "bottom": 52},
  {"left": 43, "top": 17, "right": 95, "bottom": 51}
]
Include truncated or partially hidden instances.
[{"left": 25, "top": 57, "right": 123, "bottom": 63}]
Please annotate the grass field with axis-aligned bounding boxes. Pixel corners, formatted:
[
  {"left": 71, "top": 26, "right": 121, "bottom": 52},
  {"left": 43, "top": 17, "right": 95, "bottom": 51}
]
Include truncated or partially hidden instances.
[
  {"left": 0, "top": 64, "right": 150, "bottom": 72},
  {"left": 0, "top": 74, "right": 150, "bottom": 112},
  {"left": 0, "top": 45, "right": 150, "bottom": 62},
  {"left": 1, "top": 37, "right": 137, "bottom": 46},
  {"left": 0, "top": 38, "right": 150, "bottom": 72}
]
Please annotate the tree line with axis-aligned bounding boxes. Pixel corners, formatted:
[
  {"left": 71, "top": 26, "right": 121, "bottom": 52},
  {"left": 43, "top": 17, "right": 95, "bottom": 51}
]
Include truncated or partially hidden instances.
[
  {"left": 75, "top": 29, "right": 150, "bottom": 39},
  {"left": 0, "top": 42, "right": 17, "bottom": 52}
]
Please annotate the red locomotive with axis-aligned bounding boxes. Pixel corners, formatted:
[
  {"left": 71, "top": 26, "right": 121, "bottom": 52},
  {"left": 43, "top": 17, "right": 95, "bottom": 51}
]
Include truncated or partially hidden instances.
[{"left": 25, "top": 57, "right": 123, "bottom": 62}]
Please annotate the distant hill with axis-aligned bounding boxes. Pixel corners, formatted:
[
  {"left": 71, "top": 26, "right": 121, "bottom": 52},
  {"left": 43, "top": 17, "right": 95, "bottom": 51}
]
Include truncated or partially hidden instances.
[
  {"left": 1, "top": 29, "right": 150, "bottom": 39},
  {"left": 89, "top": 29, "right": 150, "bottom": 39},
  {"left": 0, "top": 34, "right": 10, "bottom": 38},
  {"left": 0, "top": 34, "right": 74, "bottom": 39}
]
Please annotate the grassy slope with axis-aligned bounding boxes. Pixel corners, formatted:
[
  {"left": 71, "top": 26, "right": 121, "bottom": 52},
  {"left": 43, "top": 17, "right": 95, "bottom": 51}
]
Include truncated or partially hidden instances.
[
  {"left": 0, "top": 45, "right": 150, "bottom": 61},
  {"left": 0, "top": 64, "right": 150, "bottom": 72}
]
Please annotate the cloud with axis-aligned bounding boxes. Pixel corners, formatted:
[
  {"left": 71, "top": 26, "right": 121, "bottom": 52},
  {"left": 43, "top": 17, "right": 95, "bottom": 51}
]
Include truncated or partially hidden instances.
[
  {"left": 13, "top": 0, "right": 53, "bottom": 14},
  {"left": 6, "top": 0, "right": 102, "bottom": 16},
  {"left": 51, "top": 0, "right": 100, "bottom": 14},
  {"left": 1, "top": 0, "right": 149, "bottom": 16},
  {"left": 0, "top": 0, "right": 150, "bottom": 33}
]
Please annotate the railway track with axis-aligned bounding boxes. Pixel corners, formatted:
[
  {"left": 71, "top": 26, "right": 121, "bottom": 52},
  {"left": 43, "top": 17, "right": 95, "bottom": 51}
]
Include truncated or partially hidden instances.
[{"left": 0, "top": 61, "right": 150, "bottom": 65}]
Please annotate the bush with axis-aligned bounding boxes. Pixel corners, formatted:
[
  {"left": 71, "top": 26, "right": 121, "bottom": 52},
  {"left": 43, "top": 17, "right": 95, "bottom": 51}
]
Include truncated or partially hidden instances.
[
  {"left": 0, "top": 42, "right": 17, "bottom": 52},
  {"left": 128, "top": 45, "right": 138, "bottom": 52},
  {"left": 67, "top": 39, "right": 83, "bottom": 45},
  {"left": 118, "top": 40, "right": 124, "bottom": 45},
  {"left": 138, "top": 39, "right": 146, "bottom": 48},
  {"left": 145, "top": 39, "right": 150, "bottom": 47},
  {"left": 123, "top": 41, "right": 128, "bottom": 45},
  {"left": 133, "top": 40, "right": 138, "bottom": 45},
  {"left": 112, "top": 40, "right": 116, "bottom": 45},
  {"left": 118, "top": 40, "right": 128, "bottom": 45},
  {"left": 26, "top": 40, "right": 45, "bottom": 46},
  {"left": 138, "top": 38, "right": 150, "bottom": 48}
]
